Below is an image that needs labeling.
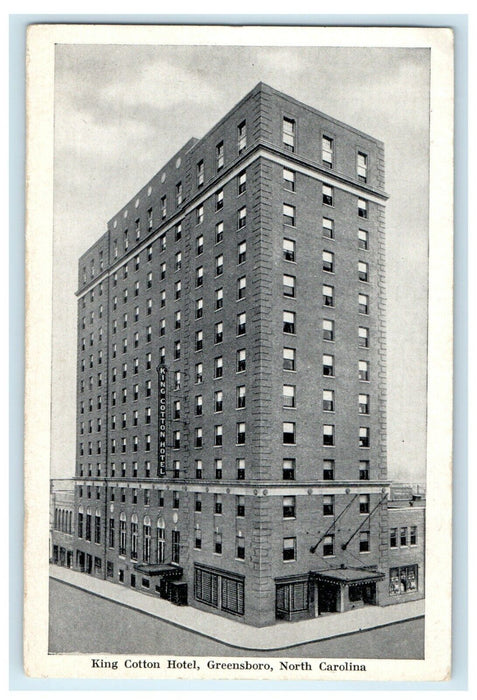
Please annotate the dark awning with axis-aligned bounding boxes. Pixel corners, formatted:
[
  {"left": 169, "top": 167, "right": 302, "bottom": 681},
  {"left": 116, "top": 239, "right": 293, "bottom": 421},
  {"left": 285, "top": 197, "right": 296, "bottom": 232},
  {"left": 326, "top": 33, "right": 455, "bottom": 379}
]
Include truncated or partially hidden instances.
[
  {"left": 311, "top": 568, "right": 385, "bottom": 586},
  {"left": 133, "top": 563, "right": 183, "bottom": 579}
]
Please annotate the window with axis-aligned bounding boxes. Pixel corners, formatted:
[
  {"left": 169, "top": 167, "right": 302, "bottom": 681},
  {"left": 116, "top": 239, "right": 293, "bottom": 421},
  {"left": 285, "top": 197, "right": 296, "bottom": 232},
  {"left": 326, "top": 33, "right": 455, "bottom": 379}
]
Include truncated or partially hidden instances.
[
  {"left": 400, "top": 527, "right": 408, "bottom": 546},
  {"left": 196, "top": 205, "right": 204, "bottom": 225},
  {"left": 174, "top": 340, "right": 181, "bottom": 360},
  {"left": 389, "top": 565, "right": 418, "bottom": 596},
  {"left": 238, "top": 207, "right": 247, "bottom": 229},
  {"left": 323, "top": 424, "right": 335, "bottom": 446},
  {"left": 357, "top": 152, "right": 368, "bottom": 182},
  {"left": 196, "top": 267, "right": 203, "bottom": 287},
  {"left": 237, "top": 422, "right": 246, "bottom": 445},
  {"left": 195, "top": 330, "right": 203, "bottom": 351},
  {"left": 215, "top": 189, "right": 224, "bottom": 212},
  {"left": 238, "top": 120, "right": 246, "bottom": 153},
  {"left": 358, "top": 198, "right": 368, "bottom": 218},
  {"left": 359, "top": 394, "right": 370, "bottom": 414},
  {"left": 215, "top": 221, "right": 224, "bottom": 244},
  {"left": 359, "top": 261, "right": 369, "bottom": 282},
  {"left": 174, "top": 310, "right": 181, "bottom": 329},
  {"left": 322, "top": 217, "right": 333, "bottom": 239},
  {"left": 359, "top": 493, "right": 370, "bottom": 514},
  {"left": 390, "top": 528, "right": 398, "bottom": 548},
  {"left": 359, "top": 460, "right": 370, "bottom": 480},
  {"left": 323, "top": 284, "right": 334, "bottom": 307},
  {"left": 172, "top": 531, "right": 180, "bottom": 564},
  {"left": 283, "top": 311, "right": 295, "bottom": 334},
  {"left": 322, "top": 184, "right": 333, "bottom": 206},
  {"left": 283, "top": 238, "right": 295, "bottom": 262},
  {"left": 215, "top": 458, "right": 223, "bottom": 479},
  {"left": 196, "top": 298, "right": 203, "bottom": 319},
  {"left": 236, "top": 385, "right": 246, "bottom": 409},
  {"left": 237, "top": 349, "right": 246, "bottom": 373},
  {"left": 283, "top": 421, "right": 295, "bottom": 444},
  {"left": 359, "top": 531, "right": 370, "bottom": 552},
  {"left": 283, "top": 347, "right": 296, "bottom": 371},
  {"left": 195, "top": 363, "right": 203, "bottom": 384},
  {"left": 236, "top": 535, "right": 245, "bottom": 560},
  {"left": 237, "top": 458, "right": 245, "bottom": 480},
  {"left": 213, "top": 322, "right": 223, "bottom": 345},
  {"left": 322, "top": 135, "right": 333, "bottom": 167},
  {"left": 160, "top": 318, "right": 165, "bottom": 337},
  {"left": 173, "top": 430, "right": 181, "bottom": 449},
  {"left": 214, "top": 494, "right": 222, "bottom": 515},
  {"left": 196, "top": 235, "right": 203, "bottom": 256},
  {"left": 197, "top": 160, "right": 204, "bottom": 187},
  {"left": 234, "top": 495, "right": 245, "bottom": 518},
  {"left": 359, "top": 294, "right": 369, "bottom": 314},
  {"left": 215, "top": 288, "right": 223, "bottom": 310},
  {"left": 283, "top": 168, "right": 295, "bottom": 191},
  {"left": 173, "top": 400, "right": 180, "bottom": 420},
  {"left": 410, "top": 526, "right": 418, "bottom": 546},
  {"left": 215, "top": 254, "right": 224, "bottom": 276},
  {"left": 238, "top": 170, "right": 246, "bottom": 195},
  {"left": 323, "top": 319, "right": 334, "bottom": 342},
  {"left": 359, "top": 427, "right": 370, "bottom": 448},
  {"left": 175, "top": 182, "right": 182, "bottom": 207},
  {"left": 358, "top": 229, "right": 369, "bottom": 250},
  {"left": 283, "top": 117, "right": 295, "bottom": 152},
  {"left": 283, "top": 274, "right": 295, "bottom": 297},
  {"left": 359, "top": 360, "right": 369, "bottom": 381},
  {"left": 323, "top": 495, "right": 334, "bottom": 516},
  {"left": 323, "top": 534, "right": 334, "bottom": 557},
  {"left": 195, "top": 394, "right": 203, "bottom": 416},
  {"left": 283, "top": 204, "right": 295, "bottom": 227},
  {"left": 323, "top": 389, "right": 334, "bottom": 411},
  {"left": 216, "top": 141, "right": 224, "bottom": 170},
  {"left": 175, "top": 251, "right": 182, "bottom": 272},
  {"left": 237, "top": 312, "right": 246, "bottom": 336},
  {"left": 283, "top": 384, "right": 296, "bottom": 408},
  {"left": 214, "top": 531, "right": 223, "bottom": 555},
  {"left": 195, "top": 494, "right": 202, "bottom": 513},
  {"left": 283, "top": 458, "right": 295, "bottom": 480},
  {"left": 283, "top": 496, "right": 296, "bottom": 519},
  {"left": 214, "top": 356, "right": 223, "bottom": 378},
  {"left": 175, "top": 222, "right": 182, "bottom": 241},
  {"left": 323, "top": 459, "right": 335, "bottom": 480},
  {"left": 283, "top": 537, "right": 296, "bottom": 561},
  {"left": 214, "top": 425, "right": 223, "bottom": 446},
  {"left": 323, "top": 353, "right": 334, "bottom": 377},
  {"left": 160, "top": 290, "right": 166, "bottom": 307},
  {"left": 323, "top": 250, "right": 334, "bottom": 273},
  {"left": 195, "top": 460, "right": 203, "bottom": 479},
  {"left": 359, "top": 326, "right": 369, "bottom": 348},
  {"left": 161, "top": 195, "right": 167, "bottom": 219}
]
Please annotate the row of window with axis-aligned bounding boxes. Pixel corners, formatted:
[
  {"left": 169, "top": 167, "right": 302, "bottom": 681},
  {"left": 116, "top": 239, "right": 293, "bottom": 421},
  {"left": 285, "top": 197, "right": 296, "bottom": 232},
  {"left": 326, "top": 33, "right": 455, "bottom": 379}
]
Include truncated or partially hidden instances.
[
  {"left": 53, "top": 508, "right": 73, "bottom": 534},
  {"left": 389, "top": 525, "right": 418, "bottom": 548},
  {"left": 77, "top": 456, "right": 372, "bottom": 481}
]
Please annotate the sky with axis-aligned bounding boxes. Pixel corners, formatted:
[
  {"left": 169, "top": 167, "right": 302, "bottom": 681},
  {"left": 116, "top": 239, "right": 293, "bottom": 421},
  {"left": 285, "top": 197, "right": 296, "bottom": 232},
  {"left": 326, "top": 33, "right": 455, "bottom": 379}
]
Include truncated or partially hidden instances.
[{"left": 51, "top": 42, "right": 430, "bottom": 482}]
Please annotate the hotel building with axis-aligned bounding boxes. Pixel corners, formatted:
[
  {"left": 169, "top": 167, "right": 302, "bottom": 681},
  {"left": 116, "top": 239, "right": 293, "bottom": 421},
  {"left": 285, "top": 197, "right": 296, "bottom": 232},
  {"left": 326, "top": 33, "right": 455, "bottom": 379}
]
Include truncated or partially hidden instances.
[{"left": 69, "top": 83, "right": 424, "bottom": 626}]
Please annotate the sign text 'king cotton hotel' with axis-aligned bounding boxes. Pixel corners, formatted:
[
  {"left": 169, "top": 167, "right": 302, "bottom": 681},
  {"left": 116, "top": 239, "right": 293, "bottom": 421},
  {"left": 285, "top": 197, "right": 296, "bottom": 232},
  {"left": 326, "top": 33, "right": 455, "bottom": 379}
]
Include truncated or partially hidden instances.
[{"left": 70, "top": 83, "right": 424, "bottom": 626}]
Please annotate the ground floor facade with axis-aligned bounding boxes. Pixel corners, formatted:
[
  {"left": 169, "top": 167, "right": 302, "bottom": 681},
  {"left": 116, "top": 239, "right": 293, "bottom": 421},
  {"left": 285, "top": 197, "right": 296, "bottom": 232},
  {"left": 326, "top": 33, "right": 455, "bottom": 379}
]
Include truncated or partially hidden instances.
[{"left": 53, "top": 481, "right": 425, "bottom": 627}]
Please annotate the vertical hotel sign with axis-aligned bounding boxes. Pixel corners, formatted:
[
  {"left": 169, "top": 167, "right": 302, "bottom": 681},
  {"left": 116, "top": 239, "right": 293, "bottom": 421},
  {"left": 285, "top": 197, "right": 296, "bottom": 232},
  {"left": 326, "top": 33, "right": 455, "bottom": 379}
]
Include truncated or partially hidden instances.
[{"left": 158, "top": 365, "right": 167, "bottom": 476}]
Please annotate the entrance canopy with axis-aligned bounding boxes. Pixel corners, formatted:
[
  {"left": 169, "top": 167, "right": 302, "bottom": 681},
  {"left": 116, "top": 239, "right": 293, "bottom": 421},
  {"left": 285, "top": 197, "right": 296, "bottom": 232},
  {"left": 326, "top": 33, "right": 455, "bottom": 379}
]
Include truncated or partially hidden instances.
[
  {"left": 311, "top": 567, "right": 384, "bottom": 586},
  {"left": 133, "top": 563, "right": 183, "bottom": 579}
]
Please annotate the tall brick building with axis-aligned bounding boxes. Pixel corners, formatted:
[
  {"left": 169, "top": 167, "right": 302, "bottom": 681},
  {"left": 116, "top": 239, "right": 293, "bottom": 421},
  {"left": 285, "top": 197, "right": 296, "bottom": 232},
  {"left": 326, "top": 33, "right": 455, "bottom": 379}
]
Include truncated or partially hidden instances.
[{"left": 70, "top": 83, "right": 424, "bottom": 626}]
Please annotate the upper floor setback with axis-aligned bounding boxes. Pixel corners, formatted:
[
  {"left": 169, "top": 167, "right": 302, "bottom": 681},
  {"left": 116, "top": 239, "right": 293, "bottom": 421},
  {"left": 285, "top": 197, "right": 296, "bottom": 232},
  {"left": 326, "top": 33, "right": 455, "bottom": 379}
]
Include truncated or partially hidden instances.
[{"left": 77, "top": 82, "right": 387, "bottom": 293}]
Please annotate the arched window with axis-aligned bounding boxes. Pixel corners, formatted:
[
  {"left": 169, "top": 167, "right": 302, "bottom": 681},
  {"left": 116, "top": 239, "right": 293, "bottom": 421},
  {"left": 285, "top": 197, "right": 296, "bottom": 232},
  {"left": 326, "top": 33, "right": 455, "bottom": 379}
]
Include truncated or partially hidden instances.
[
  {"left": 119, "top": 512, "right": 127, "bottom": 555},
  {"left": 131, "top": 514, "right": 138, "bottom": 560},
  {"left": 143, "top": 516, "right": 151, "bottom": 563},
  {"left": 157, "top": 517, "right": 165, "bottom": 564}
]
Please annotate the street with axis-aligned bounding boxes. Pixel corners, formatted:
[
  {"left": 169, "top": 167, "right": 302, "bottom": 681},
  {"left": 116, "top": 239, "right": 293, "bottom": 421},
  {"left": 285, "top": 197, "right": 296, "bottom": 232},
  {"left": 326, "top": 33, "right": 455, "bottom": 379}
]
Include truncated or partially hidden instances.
[{"left": 49, "top": 578, "right": 424, "bottom": 659}]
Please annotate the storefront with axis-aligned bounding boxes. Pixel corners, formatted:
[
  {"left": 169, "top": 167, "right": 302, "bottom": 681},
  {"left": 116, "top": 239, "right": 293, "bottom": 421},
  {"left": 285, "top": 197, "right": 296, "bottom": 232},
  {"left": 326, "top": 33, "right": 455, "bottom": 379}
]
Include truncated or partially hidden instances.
[
  {"left": 133, "top": 563, "right": 185, "bottom": 603},
  {"left": 310, "top": 568, "right": 384, "bottom": 615}
]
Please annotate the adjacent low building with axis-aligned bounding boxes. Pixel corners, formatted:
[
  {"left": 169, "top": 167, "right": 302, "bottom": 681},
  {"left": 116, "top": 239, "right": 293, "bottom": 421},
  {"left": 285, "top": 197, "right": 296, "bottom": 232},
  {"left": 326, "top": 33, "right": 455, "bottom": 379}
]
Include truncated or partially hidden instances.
[{"left": 63, "top": 83, "right": 425, "bottom": 626}]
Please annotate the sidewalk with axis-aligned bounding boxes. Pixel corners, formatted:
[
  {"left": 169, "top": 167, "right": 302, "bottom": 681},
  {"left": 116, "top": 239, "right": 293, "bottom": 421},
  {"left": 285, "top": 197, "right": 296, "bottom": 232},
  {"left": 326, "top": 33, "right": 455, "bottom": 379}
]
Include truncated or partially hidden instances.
[{"left": 50, "top": 565, "right": 424, "bottom": 651}]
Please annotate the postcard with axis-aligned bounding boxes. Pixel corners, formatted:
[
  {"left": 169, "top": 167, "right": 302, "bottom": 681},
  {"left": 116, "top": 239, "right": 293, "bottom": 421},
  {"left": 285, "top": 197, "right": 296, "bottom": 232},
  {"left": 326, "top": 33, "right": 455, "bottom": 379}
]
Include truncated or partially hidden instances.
[{"left": 24, "top": 23, "right": 453, "bottom": 681}]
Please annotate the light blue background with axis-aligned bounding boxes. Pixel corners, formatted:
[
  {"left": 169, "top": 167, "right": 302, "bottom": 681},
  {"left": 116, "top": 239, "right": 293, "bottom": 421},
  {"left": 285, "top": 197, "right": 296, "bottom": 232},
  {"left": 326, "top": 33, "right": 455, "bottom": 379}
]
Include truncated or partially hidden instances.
[{"left": 10, "top": 12, "right": 467, "bottom": 692}]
